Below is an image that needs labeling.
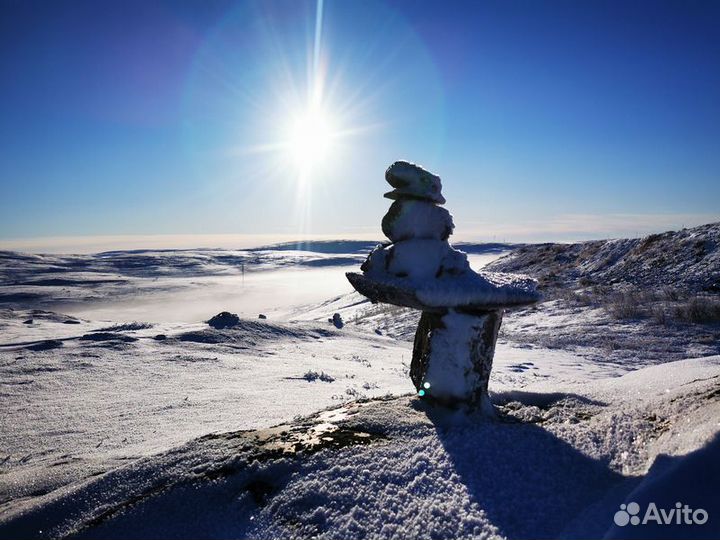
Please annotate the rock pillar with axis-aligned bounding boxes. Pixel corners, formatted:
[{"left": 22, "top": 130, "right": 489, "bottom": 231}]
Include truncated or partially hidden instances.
[{"left": 411, "top": 309, "right": 503, "bottom": 410}]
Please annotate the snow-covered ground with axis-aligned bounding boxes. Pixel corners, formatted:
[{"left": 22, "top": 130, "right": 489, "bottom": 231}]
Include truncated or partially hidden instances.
[{"left": 1, "top": 239, "right": 718, "bottom": 539}]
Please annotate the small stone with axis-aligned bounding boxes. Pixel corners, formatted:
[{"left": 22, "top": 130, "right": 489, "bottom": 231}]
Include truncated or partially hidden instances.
[
  {"left": 23, "top": 319, "right": 33, "bottom": 324},
  {"left": 332, "top": 313, "right": 344, "bottom": 329},
  {"left": 381, "top": 200, "right": 454, "bottom": 242},
  {"left": 207, "top": 311, "right": 240, "bottom": 329},
  {"left": 154, "top": 334, "right": 167, "bottom": 341},
  {"left": 258, "top": 314, "right": 267, "bottom": 319},
  {"left": 384, "top": 160, "right": 445, "bottom": 204}
]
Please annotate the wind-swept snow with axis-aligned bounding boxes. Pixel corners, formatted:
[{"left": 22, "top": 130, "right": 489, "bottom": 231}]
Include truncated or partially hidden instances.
[
  {"left": 1, "top": 357, "right": 718, "bottom": 540},
  {"left": 0, "top": 235, "right": 718, "bottom": 539}
]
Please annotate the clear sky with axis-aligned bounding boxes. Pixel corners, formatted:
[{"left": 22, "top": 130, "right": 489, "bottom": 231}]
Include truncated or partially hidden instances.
[{"left": 1, "top": 0, "right": 719, "bottom": 250}]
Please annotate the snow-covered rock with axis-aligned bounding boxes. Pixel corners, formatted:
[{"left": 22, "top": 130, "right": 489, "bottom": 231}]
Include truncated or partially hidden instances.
[
  {"left": 347, "top": 269, "right": 540, "bottom": 311},
  {"left": 384, "top": 160, "right": 446, "bottom": 204},
  {"left": 420, "top": 310, "right": 501, "bottom": 407},
  {"left": 207, "top": 311, "right": 240, "bottom": 329},
  {"left": 350, "top": 160, "right": 540, "bottom": 407},
  {"left": 355, "top": 161, "right": 538, "bottom": 310},
  {"left": 363, "top": 240, "right": 471, "bottom": 282},
  {"left": 381, "top": 199, "right": 454, "bottom": 242}
]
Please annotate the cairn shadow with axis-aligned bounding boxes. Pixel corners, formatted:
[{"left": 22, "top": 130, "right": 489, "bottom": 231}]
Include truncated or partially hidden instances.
[
  {"left": 420, "top": 398, "right": 624, "bottom": 539},
  {"left": 601, "top": 431, "right": 720, "bottom": 540}
]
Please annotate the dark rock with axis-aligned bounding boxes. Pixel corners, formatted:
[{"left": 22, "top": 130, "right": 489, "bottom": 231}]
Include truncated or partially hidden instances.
[
  {"left": 332, "top": 313, "right": 344, "bottom": 329},
  {"left": 79, "top": 333, "right": 138, "bottom": 343},
  {"left": 178, "top": 331, "right": 226, "bottom": 344},
  {"left": 154, "top": 334, "right": 167, "bottom": 341},
  {"left": 207, "top": 311, "right": 240, "bottom": 329},
  {"left": 258, "top": 314, "right": 267, "bottom": 319},
  {"left": 26, "top": 339, "right": 63, "bottom": 351},
  {"left": 23, "top": 319, "right": 33, "bottom": 325}
]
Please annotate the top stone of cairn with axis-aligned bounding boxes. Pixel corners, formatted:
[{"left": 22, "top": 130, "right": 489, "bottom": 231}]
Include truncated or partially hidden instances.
[{"left": 384, "top": 160, "right": 446, "bottom": 204}]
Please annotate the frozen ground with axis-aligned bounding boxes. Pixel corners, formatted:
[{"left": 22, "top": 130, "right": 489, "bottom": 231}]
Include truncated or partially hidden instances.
[{"left": 1, "top": 236, "right": 718, "bottom": 539}]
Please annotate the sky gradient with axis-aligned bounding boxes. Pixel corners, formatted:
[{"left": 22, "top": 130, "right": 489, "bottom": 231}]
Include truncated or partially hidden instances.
[{"left": 1, "top": 0, "right": 719, "bottom": 251}]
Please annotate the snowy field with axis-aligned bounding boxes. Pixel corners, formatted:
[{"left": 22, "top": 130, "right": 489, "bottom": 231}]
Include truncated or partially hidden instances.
[{"left": 1, "top": 239, "right": 719, "bottom": 539}]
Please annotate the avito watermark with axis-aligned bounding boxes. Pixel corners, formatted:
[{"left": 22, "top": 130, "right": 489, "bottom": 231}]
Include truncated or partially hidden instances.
[{"left": 614, "top": 502, "right": 709, "bottom": 527}]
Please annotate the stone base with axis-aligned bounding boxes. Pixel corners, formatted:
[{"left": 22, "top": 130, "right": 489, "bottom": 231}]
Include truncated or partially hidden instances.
[{"left": 411, "top": 308, "right": 503, "bottom": 411}]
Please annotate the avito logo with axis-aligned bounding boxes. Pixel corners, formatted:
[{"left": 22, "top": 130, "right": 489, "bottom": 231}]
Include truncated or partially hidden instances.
[{"left": 614, "top": 502, "right": 709, "bottom": 527}]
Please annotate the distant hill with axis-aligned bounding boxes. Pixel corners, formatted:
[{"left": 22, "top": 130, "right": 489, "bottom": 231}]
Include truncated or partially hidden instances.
[
  {"left": 487, "top": 222, "right": 720, "bottom": 293},
  {"left": 250, "top": 240, "right": 518, "bottom": 255},
  {"left": 248, "top": 240, "right": 380, "bottom": 254}
]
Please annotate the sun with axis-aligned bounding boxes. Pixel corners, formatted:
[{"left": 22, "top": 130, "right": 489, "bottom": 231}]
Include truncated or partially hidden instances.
[{"left": 286, "top": 105, "right": 336, "bottom": 173}]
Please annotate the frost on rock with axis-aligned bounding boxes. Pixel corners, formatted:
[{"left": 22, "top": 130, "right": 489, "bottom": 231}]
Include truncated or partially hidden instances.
[
  {"left": 419, "top": 310, "right": 502, "bottom": 406},
  {"left": 381, "top": 199, "right": 454, "bottom": 242},
  {"left": 384, "top": 160, "right": 446, "bottom": 204},
  {"left": 347, "top": 160, "right": 540, "bottom": 408}
]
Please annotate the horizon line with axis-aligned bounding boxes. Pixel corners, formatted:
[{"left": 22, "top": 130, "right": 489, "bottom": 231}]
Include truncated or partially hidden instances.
[{"left": 1, "top": 213, "right": 718, "bottom": 254}]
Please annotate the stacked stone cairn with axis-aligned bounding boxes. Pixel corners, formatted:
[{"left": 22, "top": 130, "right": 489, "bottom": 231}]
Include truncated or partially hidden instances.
[{"left": 347, "top": 160, "right": 540, "bottom": 413}]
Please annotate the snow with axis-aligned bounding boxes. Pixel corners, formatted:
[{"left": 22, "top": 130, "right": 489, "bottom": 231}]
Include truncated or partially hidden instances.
[
  {"left": 385, "top": 239, "right": 456, "bottom": 280},
  {"left": 415, "top": 270, "right": 539, "bottom": 307},
  {"left": 2, "top": 357, "right": 718, "bottom": 539},
  {"left": 0, "top": 239, "right": 718, "bottom": 539},
  {"left": 381, "top": 200, "right": 454, "bottom": 242},
  {"left": 359, "top": 238, "right": 538, "bottom": 310},
  {"left": 0, "top": 311, "right": 413, "bottom": 505},
  {"left": 384, "top": 160, "right": 445, "bottom": 204},
  {"left": 487, "top": 221, "right": 720, "bottom": 293},
  {"left": 423, "top": 310, "right": 484, "bottom": 400},
  {"left": 0, "top": 249, "right": 368, "bottom": 323}
]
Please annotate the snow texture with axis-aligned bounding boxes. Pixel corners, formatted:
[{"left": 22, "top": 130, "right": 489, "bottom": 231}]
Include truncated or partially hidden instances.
[
  {"left": 0, "top": 233, "right": 718, "bottom": 540},
  {"left": 384, "top": 239, "right": 464, "bottom": 280},
  {"left": 1, "top": 357, "right": 718, "bottom": 540},
  {"left": 423, "top": 311, "right": 484, "bottom": 400},
  {"left": 357, "top": 240, "right": 540, "bottom": 309},
  {"left": 488, "top": 221, "right": 720, "bottom": 293}
]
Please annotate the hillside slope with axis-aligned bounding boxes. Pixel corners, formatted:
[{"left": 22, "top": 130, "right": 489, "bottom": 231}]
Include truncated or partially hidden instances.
[{"left": 487, "top": 222, "right": 720, "bottom": 293}]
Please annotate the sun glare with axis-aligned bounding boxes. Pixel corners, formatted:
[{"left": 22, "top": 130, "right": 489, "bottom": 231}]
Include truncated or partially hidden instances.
[{"left": 286, "top": 105, "right": 335, "bottom": 173}]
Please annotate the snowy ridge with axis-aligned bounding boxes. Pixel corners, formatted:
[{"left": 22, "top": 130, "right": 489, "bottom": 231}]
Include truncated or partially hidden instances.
[{"left": 487, "top": 222, "right": 720, "bottom": 293}]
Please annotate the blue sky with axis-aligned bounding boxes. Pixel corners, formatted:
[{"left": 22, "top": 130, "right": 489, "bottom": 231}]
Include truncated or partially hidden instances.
[{"left": 1, "top": 0, "right": 719, "bottom": 250}]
